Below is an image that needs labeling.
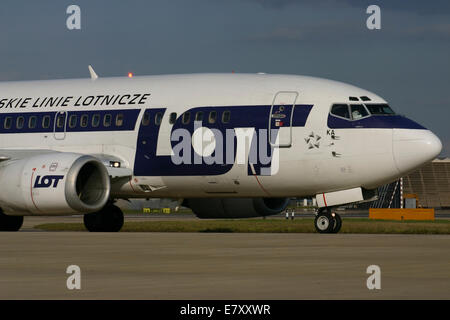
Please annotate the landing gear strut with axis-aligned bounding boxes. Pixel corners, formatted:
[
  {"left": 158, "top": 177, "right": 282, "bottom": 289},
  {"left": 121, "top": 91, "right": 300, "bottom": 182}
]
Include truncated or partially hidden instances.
[
  {"left": 0, "top": 209, "right": 23, "bottom": 232},
  {"left": 83, "top": 204, "right": 124, "bottom": 232},
  {"left": 314, "top": 208, "right": 342, "bottom": 234}
]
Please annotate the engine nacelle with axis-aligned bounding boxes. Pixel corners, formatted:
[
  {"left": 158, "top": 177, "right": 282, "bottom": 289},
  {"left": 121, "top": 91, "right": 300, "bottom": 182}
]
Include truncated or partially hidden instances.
[
  {"left": 185, "top": 197, "right": 289, "bottom": 219},
  {"left": 0, "top": 153, "right": 110, "bottom": 216}
]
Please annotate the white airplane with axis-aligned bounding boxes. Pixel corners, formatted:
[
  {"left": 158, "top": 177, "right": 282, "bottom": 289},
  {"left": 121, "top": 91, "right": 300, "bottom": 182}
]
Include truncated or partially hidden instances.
[{"left": 0, "top": 68, "right": 442, "bottom": 233}]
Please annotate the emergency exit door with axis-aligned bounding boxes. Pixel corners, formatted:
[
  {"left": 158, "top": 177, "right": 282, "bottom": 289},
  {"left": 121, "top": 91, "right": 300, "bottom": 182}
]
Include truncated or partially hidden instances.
[
  {"left": 53, "top": 111, "right": 67, "bottom": 140},
  {"left": 269, "top": 91, "right": 298, "bottom": 147}
]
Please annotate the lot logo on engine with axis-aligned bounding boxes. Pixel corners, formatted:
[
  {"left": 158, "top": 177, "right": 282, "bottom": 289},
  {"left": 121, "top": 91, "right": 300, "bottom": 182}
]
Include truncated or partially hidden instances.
[{"left": 34, "top": 175, "right": 64, "bottom": 188}]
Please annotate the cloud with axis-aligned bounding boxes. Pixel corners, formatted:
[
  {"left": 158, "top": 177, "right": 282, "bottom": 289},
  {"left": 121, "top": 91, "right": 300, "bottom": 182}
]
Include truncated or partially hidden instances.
[
  {"left": 233, "top": 0, "right": 450, "bottom": 45},
  {"left": 399, "top": 23, "right": 450, "bottom": 39},
  {"left": 344, "top": 0, "right": 450, "bottom": 15},
  {"left": 248, "top": 22, "right": 366, "bottom": 43},
  {"left": 246, "top": 0, "right": 450, "bottom": 15},
  {"left": 246, "top": 19, "right": 450, "bottom": 44}
]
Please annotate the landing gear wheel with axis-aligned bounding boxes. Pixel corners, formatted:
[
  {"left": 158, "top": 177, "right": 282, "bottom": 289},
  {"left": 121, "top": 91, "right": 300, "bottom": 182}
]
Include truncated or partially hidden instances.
[
  {"left": 331, "top": 213, "right": 342, "bottom": 234},
  {"left": 314, "top": 209, "right": 335, "bottom": 234},
  {"left": 84, "top": 204, "right": 124, "bottom": 232},
  {"left": 0, "top": 210, "right": 23, "bottom": 232}
]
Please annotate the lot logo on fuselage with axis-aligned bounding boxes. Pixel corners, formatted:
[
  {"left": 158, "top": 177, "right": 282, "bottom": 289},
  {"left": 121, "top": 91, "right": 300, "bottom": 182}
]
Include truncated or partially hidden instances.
[{"left": 34, "top": 175, "right": 64, "bottom": 188}]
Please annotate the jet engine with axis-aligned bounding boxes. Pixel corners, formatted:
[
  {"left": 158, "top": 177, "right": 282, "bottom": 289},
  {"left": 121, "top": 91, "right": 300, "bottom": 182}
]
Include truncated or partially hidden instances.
[
  {"left": 184, "top": 197, "right": 289, "bottom": 218},
  {"left": 0, "top": 153, "right": 110, "bottom": 215}
]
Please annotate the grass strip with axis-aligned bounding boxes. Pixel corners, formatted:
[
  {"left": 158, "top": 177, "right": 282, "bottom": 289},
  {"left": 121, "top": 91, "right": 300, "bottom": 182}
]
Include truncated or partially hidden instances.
[{"left": 35, "top": 218, "right": 450, "bottom": 234}]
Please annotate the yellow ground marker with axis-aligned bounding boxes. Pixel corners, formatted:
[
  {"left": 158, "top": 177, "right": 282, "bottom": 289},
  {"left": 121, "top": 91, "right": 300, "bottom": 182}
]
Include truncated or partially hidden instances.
[{"left": 369, "top": 208, "right": 434, "bottom": 221}]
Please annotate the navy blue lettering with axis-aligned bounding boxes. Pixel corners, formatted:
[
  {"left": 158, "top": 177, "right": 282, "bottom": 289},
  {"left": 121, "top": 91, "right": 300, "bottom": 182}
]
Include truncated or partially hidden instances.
[
  {"left": 34, "top": 175, "right": 64, "bottom": 188},
  {"left": 118, "top": 95, "right": 130, "bottom": 105}
]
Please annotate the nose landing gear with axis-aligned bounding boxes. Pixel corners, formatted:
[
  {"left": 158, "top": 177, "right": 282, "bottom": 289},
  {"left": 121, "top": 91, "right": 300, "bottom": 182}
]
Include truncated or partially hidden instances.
[{"left": 314, "top": 208, "right": 342, "bottom": 234}]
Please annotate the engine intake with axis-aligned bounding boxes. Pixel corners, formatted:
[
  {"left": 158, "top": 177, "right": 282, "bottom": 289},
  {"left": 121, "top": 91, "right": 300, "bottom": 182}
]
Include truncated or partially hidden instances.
[{"left": 65, "top": 156, "right": 111, "bottom": 212}]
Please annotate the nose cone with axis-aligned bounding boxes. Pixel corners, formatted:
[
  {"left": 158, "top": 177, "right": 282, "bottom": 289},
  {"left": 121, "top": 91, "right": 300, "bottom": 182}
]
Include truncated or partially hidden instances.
[{"left": 393, "top": 129, "right": 442, "bottom": 174}]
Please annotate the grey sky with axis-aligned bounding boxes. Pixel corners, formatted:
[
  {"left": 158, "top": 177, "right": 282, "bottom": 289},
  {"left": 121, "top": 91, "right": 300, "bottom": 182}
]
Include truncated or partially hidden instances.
[{"left": 0, "top": 0, "right": 449, "bottom": 156}]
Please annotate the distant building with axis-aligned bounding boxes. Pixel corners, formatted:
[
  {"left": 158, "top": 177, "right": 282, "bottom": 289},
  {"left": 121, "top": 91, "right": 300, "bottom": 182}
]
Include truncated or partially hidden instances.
[
  {"left": 403, "top": 158, "right": 450, "bottom": 208},
  {"left": 352, "top": 158, "right": 449, "bottom": 209}
]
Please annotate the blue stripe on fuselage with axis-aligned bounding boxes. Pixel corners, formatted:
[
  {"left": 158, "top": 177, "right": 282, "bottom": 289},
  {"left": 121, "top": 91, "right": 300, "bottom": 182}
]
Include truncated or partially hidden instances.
[
  {"left": 133, "top": 104, "right": 313, "bottom": 176},
  {"left": 0, "top": 109, "right": 139, "bottom": 134}
]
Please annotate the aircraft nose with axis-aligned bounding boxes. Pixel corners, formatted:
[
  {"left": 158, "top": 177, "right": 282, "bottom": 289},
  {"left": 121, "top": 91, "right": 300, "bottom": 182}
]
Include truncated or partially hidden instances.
[{"left": 393, "top": 129, "right": 442, "bottom": 174}]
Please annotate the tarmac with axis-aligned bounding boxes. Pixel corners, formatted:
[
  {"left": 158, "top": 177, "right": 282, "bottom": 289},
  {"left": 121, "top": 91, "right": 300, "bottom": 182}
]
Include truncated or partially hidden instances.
[{"left": 0, "top": 216, "right": 449, "bottom": 299}]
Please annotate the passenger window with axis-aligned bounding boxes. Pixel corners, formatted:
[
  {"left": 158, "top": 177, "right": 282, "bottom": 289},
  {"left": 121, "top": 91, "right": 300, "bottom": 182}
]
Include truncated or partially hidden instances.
[
  {"left": 169, "top": 112, "right": 177, "bottom": 124},
  {"left": 56, "top": 114, "right": 65, "bottom": 128},
  {"left": 208, "top": 111, "right": 217, "bottom": 124},
  {"left": 331, "top": 104, "right": 350, "bottom": 119},
  {"left": 42, "top": 116, "right": 51, "bottom": 129},
  {"left": 182, "top": 112, "right": 191, "bottom": 125},
  {"left": 142, "top": 112, "right": 150, "bottom": 126},
  {"left": 92, "top": 114, "right": 100, "bottom": 127},
  {"left": 195, "top": 111, "right": 203, "bottom": 122},
  {"left": 16, "top": 116, "right": 25, "bottom": 129},
  {"left": 80, "top": 114, "right": 88, "bottom": 128},
  {"left": 222, "top": 110, "right": 231, "bottom": 123},
  {"left": 28, "top": 116, "right": 37, "bottom": 129},
  {"left": 350, "top": 104, "right": 369, "bottom": 120},
  {"left": 116, "top": 113, "right": 124, "bottom": 127},
  {"left": 104, "top": 114, "right": 112, "bottom": 127},
  {"left": 155, "top": 112, "right": 163, "bottom": 126},
  {"left": 68, "top": 115, "right": 77, "bottom": 128},
  {"left": 4, "top": 117, "right": 12, "bottom": 129}
]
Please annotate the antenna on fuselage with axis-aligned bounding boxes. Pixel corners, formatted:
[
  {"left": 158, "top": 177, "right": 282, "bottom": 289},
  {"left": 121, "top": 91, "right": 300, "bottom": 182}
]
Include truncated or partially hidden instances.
[{"left": 88, "top": 65, "right": 98, "bottom": 80}]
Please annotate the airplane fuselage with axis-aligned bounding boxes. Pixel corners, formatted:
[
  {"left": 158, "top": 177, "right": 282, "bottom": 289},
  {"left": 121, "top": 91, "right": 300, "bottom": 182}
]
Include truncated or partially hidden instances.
[{"left": 0, "top": 73, "right": 442, "bottom": 203}]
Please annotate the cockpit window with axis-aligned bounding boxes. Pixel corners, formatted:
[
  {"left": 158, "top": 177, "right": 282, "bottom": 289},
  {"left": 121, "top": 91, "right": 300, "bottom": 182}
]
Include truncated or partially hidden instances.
[
  {"left": 331, "top": 104, "right": 350, "bottom": 119},
  {"left": 350, "top": 104, "right": 369, "bottom": 120},
  {"left": 365, "top": 104, "right": 395, "bottom": 115}
]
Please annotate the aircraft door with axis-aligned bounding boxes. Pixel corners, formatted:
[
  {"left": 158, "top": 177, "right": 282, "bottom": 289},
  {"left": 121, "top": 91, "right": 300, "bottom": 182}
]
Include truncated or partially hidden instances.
[
  {"left": 269, "top": 91, "right": 298, "bottom": 147},
  {"left": 53, "top": 111, "right": 67, "bottom": 140}
]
